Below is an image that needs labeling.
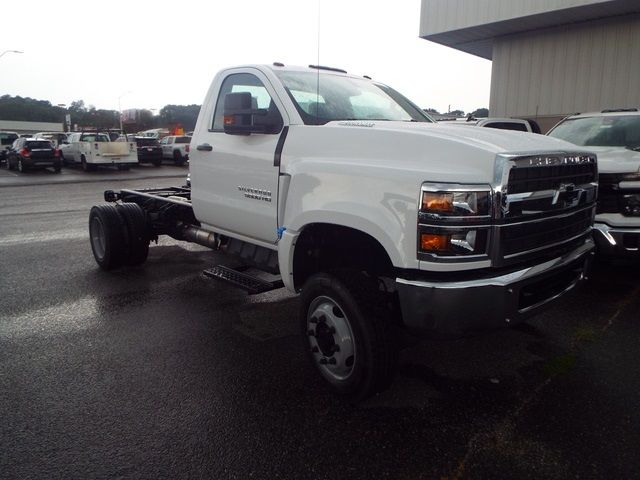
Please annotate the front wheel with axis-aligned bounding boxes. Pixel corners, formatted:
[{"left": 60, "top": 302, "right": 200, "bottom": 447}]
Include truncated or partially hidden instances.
[
  {"left": 300, "top": 271, "right": 398, "bottom": 401},
  {"left": 173, "top": 150, "right": 185, "bottom": 166}
]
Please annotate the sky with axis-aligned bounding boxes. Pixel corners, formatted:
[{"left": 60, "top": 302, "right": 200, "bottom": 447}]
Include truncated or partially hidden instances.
[{"left": 0, "top": 0, "right": 492, "bottom": 115}]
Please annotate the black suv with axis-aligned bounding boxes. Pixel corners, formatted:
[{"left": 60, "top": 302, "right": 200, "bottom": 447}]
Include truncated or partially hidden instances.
[
  {"left": 132, "top": 136, "right": 163, "bottom": 166},
  {"left": 6, "top": 138, "right": 61, "bottom": 173},
  {"left": 0, "top": 131, "right": 19, "bottom": 162}
]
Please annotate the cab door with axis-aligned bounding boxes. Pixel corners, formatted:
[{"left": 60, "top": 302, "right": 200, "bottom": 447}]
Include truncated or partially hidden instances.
[{"left": 190, "top": 69, "right": 287, "bottom": 244}]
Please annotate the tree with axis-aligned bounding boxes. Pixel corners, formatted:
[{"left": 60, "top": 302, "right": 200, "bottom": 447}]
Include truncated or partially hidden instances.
[
  {"left": 159, "top": 104, "right": 201, "bottom": 131},
  {"left": 471, "top": 108, "right": 489, "bottom": 118},
  {"left": 449, "top": 109, "right": 465, "bottom": 117},
  {"left": 424, "top": 108, "right": 440, "bottom": 114}
]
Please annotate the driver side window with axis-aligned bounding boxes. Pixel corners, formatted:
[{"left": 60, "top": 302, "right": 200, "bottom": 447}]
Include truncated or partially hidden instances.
[{"left": 211, "top": 73, "right": 282, "bottom": 132}]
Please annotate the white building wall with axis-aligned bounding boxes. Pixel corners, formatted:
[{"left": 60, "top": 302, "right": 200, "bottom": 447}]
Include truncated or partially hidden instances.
[
  {"left": 489, "top": 15, "right": 640, "bottom": 119},
  {"left": 420, "top": 0, "right": 616, "bottom": 36}
]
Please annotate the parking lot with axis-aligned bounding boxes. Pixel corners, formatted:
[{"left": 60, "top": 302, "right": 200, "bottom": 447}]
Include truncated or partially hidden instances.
[{"left": 1, "top": 172, "right": 639, "bottom": 479}]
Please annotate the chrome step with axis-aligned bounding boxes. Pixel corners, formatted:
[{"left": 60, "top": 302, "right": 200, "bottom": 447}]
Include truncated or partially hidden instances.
[{"left": 203, "top": 265, "right": 284, "bottom": 294}]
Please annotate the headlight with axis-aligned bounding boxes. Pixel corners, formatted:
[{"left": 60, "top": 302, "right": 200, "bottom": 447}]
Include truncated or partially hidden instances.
[
  {"left": 623, "top": 194, "right": 640, "bottom": 216},
  {"left": 418, "top": 183, "right": 493, "bottom": 258},
  {"left": 421, "top": 190, "right": 490, "bottom": 218}
]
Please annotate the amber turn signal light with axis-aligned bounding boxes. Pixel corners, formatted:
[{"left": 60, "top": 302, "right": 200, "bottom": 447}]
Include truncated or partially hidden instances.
[
  {"left": 420, "top": 233, "right": 450, "bottom": 252},
  {"left": 223, "top": 115, "right": 235, "bottom": 125}
]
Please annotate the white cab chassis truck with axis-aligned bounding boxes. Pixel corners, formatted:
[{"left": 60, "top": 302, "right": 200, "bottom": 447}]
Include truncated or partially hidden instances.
[
  {"left": 61, "top": 132, "right": 138, "bottom": 171},
  {"left": 88, "top": 64, "right": 598, "bottom": 400}
]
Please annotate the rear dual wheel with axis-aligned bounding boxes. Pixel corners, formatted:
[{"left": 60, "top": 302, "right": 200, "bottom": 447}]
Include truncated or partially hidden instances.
[{"left": 89, "top": 203, "right": 150, "bottom": 270}]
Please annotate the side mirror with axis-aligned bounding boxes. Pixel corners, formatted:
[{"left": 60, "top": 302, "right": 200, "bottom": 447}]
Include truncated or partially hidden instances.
[{"left": 223, "top": 92, "right": 282, "bottom": 135}]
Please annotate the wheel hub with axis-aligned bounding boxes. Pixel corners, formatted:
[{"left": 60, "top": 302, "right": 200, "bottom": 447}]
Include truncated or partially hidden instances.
[{"left": 307, "top": 296, "right": 356, "bottom": 382}]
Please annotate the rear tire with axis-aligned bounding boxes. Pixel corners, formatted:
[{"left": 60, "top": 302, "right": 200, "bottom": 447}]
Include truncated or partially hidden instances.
[
  {"left": 81, "top": 155, "right": 90, "bottom": 172},
  {"left": 300, "top": 271, "right": 398, "bottom": 402},
  {"left": 54, "top": 163, "right": 61, "bottom": 173},
  {"left": 6, "top": 158, "right": 12, "bottom": 170},
  {"left": 116, "top": 203, "right": 150, "bottom": 266},
  {"left": 152, "top": 159, "right": 162, "bottom": 167},
  {"left": 173, "top": 150, "right": 184, "bottom": 166},
  {"left": 18, "top": 159, "right": 27, "bottom": 173},
  {"left": 89, "top": 204, "right": 128, "bottom": 270}
]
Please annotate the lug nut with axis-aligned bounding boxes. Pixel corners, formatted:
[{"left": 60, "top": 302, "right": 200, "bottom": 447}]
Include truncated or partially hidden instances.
[
  {"left": 311, "top": 346, "right": 319, "bottom": 353},
  {"left": 332, "top": 345, "right": 340, "bottom": 353},
  {"left": 319, "top": 358, "right": 328, "bottom": 365},
  {"left": 328, "top": 358, "right": 337, "bottom": 365}
]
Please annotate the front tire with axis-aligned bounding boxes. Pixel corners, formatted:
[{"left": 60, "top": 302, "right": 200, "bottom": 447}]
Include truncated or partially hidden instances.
[
  {"left": 300, "top": 271, "right": 398, "bottom": 401},
  {"left": 173, "top": 150, "right": 184, "bottom": 166},
  {"left": 89, "top": 204, "right": 128, "bottom": 270}
]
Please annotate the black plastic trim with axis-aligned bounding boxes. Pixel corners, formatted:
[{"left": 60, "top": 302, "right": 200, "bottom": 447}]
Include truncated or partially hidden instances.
[{"left": 273, "top": 126, "right": 289, "bottom": 167}]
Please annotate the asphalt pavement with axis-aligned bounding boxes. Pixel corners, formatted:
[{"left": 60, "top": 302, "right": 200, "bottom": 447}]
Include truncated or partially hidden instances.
[{"left": 0, "top": 171, "right": 639, "bottom": 479}]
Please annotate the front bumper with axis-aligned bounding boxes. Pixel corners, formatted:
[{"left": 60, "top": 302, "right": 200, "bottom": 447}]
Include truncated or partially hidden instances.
[
  {"left": 395, "top": 239, "right": 594, "bottom": 336},
  {"left": 593, "top": 222, "right": 640, "bottom": 255}
]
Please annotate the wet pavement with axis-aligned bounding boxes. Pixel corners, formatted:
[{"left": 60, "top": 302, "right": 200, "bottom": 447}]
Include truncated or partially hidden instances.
[{"left": 0, "top": 176, "right": 639, "bottom": 479}]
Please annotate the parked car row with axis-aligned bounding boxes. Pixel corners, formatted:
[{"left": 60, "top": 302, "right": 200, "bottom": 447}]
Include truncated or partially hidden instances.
[{"left": 0, "top": 132, "right": 192, "bottom": 172}]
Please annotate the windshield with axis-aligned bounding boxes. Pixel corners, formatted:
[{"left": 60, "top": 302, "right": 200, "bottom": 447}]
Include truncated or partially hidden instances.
[
  {"left": 275, "top": 71, "right": 432, "bottom": 125},
  {"left": 26, "top": 141, "right": 54, "bottom": 149},
  {"left": 549, "top": 115, "right": 640, "bottom": 150}
]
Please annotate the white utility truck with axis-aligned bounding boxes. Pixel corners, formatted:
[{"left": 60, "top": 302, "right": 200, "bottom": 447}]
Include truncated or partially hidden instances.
[
  {"left": 61, "top": 132, "right": 137, "bottom": 171},
  {"left": 88, "top": 64, "right": 598, "bottom": 400}
]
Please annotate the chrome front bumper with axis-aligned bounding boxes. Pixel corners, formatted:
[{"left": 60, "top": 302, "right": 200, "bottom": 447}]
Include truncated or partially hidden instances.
[
  {"left": 395, "top": 239, "right": 594, "bottom": 336},
  {"left": 593, "top": 223, "right": 640, "bottom": 255}
]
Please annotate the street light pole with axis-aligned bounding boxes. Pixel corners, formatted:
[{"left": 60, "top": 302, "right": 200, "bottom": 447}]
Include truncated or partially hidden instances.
[
  {"left": 118, "top": 91, "right": 132, "bottom": 133},
  {"left": 0, "top": 50, "right": 23, "bottom": 59}
]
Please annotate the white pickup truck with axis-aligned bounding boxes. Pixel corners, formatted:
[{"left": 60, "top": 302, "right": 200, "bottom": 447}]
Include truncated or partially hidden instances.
[
  {"left": 548, "top": 109, "right": 640, "bottom": 256},
  {"left": 60, "top": 132, "right": 138, "bottom": 171},
  {"left": 159, "top": 135, "right": 191, "bottom": 165},
  {"left": 88, "top": 63, "right": 597, "bottom": 400}
]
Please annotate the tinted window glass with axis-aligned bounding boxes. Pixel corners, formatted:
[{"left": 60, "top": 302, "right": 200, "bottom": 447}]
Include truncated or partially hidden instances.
[
  {"left": 26, "top": 141, "right": 53, "bottom": 149},
  {"left": 0, "top": 133, "right": 19, "bottom": 145},
  {"left": 175, "top": 136, "right": 191, "bottom": 144},
  {"left": 485, "top": 122, "right": 528, "bottom": 132},
  {"left": 549, "top": 115, "right": 640, "bottom": 149},
  {"left": 136, "top": 138, "right": 159, "bottom": 146}
]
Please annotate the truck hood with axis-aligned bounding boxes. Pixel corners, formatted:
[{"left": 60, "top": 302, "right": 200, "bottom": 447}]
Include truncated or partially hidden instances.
[
  {"left": 573, "top": 146, "right": 640, "bottom": 174},
  {"left": 371, "top": 121, "right": 574, "bottom": 153},
  {"left": 306, "top": 120, "right": 587, "bottom": 184}
]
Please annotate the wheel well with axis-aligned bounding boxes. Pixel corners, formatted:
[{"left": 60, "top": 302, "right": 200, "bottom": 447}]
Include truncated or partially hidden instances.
[{"left": 292, "top": 223, "right": 394, "bottom": 290}]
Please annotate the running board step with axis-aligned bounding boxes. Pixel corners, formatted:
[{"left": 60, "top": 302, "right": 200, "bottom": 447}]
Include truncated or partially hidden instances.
[{"left": 203, "top": 265, "right": 284, "bottom": 294}]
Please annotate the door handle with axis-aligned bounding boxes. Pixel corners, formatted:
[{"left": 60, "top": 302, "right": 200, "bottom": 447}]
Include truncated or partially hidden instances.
[{"left": 197, "top": 143, "right": 213, "bottom": 152}]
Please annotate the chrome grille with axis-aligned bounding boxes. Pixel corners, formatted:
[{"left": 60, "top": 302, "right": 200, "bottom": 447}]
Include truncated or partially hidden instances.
[{"left": 494, "top": 152, "right": 597, "bottom": 265}]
